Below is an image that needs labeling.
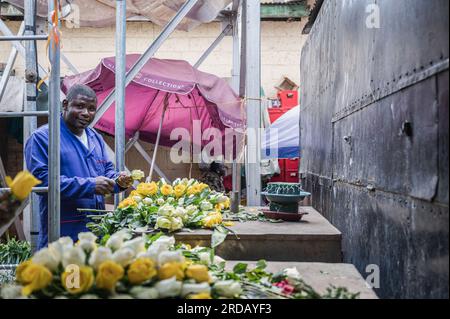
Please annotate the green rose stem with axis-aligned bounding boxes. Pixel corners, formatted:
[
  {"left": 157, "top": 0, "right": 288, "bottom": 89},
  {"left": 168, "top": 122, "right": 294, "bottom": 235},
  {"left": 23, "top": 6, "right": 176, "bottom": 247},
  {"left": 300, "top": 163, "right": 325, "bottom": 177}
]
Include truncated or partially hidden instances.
[{"left": 77, "top": 208, "right": 114, "bottom": 213}]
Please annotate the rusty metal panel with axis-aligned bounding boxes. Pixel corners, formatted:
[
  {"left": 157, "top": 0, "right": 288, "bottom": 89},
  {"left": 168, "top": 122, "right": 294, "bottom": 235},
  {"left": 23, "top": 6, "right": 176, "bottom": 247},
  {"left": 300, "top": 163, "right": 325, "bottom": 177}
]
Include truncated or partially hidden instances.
[
  {"left": 332, "top": 182, "right": 449, "bottom": 299},
  {"left": 437, "top": 71, "right": 449, "bottom": 205},
  {"left": 300, "top": 0, "right": 449, "bottom": 298},
  {"left": 333, "top": 77, "right": 439, "bottom": 201}
]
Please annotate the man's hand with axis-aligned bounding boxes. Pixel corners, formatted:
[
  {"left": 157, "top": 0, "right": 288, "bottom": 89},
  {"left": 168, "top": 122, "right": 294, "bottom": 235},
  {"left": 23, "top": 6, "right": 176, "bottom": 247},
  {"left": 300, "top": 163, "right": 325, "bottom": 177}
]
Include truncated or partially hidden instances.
[
  {"left": 94, "top": 176, "right": 115, "bottom": 195},
  {"left": 116, "top": 172, "right": 133, "bottom": 189}
]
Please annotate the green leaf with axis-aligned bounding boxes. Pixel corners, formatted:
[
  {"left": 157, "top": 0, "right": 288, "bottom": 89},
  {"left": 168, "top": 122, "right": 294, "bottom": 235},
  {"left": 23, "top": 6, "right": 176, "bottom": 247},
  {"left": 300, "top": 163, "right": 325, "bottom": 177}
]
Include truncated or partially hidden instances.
[
  {"left": 211, "top": 228, "right": 228, "bottom": 249},
  {"left": 256, "top": 260, "right": 267, "bottom": 270},
  {"left": 233, "top": 263, "right": 248, "bottom": 274}
]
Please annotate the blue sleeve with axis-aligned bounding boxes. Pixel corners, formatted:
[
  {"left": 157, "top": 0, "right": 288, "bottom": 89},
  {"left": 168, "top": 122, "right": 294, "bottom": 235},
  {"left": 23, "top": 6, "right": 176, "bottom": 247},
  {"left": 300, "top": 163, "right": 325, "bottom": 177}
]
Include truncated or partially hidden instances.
[
  {"left": 97, "top": 133, "right": 124, "bottom": 194},
  {"left": 25, "top": 133, "right": 96, "bottom": 199}
]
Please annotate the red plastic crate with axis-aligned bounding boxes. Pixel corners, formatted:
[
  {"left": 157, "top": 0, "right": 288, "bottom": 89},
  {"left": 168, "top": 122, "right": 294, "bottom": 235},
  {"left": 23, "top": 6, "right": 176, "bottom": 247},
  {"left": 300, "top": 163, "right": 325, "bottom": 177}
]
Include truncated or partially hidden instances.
[{"left": 277, "top": 90, "right": 299, "bottom": 108}]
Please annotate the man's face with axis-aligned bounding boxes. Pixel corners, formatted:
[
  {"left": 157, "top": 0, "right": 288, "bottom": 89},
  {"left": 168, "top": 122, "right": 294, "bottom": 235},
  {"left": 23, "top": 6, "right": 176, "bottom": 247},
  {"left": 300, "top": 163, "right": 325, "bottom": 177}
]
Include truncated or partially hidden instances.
[{"left": 62, "top": 94, "right": 97, "bottom": 134}]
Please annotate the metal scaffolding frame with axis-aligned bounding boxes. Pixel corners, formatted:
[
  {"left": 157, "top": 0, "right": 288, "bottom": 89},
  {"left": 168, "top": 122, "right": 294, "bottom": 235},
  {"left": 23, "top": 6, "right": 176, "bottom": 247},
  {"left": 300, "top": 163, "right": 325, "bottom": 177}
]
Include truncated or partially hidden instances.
[
  {"left": 0, "top": 0, "right": 60, "bottom": 244},
  {"left": 0, "top": 0, "right": 262, "bottom": 240}
]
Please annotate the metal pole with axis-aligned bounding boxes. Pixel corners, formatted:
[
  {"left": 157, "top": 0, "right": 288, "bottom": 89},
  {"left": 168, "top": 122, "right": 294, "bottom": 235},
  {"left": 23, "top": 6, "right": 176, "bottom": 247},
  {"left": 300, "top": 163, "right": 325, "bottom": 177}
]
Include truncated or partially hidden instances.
[
  {"left": 231, "top": 0, "right": 242, "bottom": 213},
  {"left": 24, "top": 0, "right": 40, "bottom": 250},
  {"left": 0, "top": 111, "right": 49, "bottom": 118},
  {"left": 0, "top": 22, "right": 25, "bottom": 102},
  {"left": 194, "top": 24, "right": 233, "bottom": 69},
  {"left": 148, "top": 96, "right": 168, "bottom": 182},
  {"left": 0, "top": 19, "right": 66, "bottom": 101},
  {"left": 114, "top": 0, "right": 127, "bottom": 206},
  {"left": 245, "top": 0, "right": 262, "bottom": 206},
  {"left": 48, "top": 0, "right": 61, "bottom": 243},
  {"left": 0, "top": 35, "right": 48, "bottom": 41},
  {"left": 90, "top": 0, "right": 200, "bottom": 128}
]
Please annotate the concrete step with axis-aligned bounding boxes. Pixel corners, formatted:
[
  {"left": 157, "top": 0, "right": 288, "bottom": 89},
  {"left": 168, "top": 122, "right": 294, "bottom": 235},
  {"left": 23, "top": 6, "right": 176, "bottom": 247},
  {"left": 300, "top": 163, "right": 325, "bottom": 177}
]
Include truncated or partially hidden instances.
[
  {"left": 226, "top": 261, "right": 378, "bottom": 299},
  {"left": 175, "top": 206, "right": 342, "bottom": 262}
]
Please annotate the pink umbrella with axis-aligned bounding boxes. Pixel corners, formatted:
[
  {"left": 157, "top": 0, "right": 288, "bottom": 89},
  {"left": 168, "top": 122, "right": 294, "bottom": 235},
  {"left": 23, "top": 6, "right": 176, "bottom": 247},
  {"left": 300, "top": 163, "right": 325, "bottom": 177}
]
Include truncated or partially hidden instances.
[{"left": 62, "top": 54, "right": 245, "bottom": 164}]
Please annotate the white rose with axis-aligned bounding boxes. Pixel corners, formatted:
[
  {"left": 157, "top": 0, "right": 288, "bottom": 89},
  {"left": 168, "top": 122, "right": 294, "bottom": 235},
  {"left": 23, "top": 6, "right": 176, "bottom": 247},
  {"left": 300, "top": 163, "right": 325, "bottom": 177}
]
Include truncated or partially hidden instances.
[
  {"left": 143, "top": 197, "right": 153, "bottom": 205},
  {"left": 213, "top": 256, "right": 226, "bottom": 265},
  {"left": 130, "top": 286, "right": 159, "bottom": 299},
  {"left": 155, "top": 277, "right": 183, "bottom": 298},
  {"left": 48, "top": 237, "right": 74, "bottom": 260},
  {"left": 200, "top": 201, "right": 213, "bottom": 211},
  {"left": 174, "top": 207, "right": 187, "bottom": 219},
  {"left": 0, "top": 285, "right": 23, "bottom": 299},
  {"left": 170, "top": 217, "right": 184, "bottom": 232},
  {"left": 158, "top": 250, "right": 185, "bottom": 267},
  {"left": 121, "top": 237, "right": 145, "bottom": 255},
  {"left": 284, "top": 267, "right": 302, "bottom": 285},
  {"left": 181, "top": 283, "right": 211, "bottom": 297},
  {"left": 178, "top": 198, "right": 185, "bottom": 206},
  {"left": 62, "top": 246, "right": 86, "bottom": 268},
  {"left": 158, "top": 205, "right": 175, "bottom": 217},
  {"left": 155, "top": 216, "right": 172, "bottom": 230},
  {"left": 32, "top": 247, "right": 60, "bottom": 271},
  {"left": 166, "top": 197, "right": 175, "bottom": 203},
  {"left": 106, "top": 230, "right": 131, "bottom": 251},
  {"left": 186, "top": 205, "right": 198, "bottom": 215},
  {"left": 154, "top": 236, "right": 176, "bottom": 248},
  {"left": 88, "top": 247, "right": 113, "bottom": 270},
  {"left": 217, "top": 195, "right": 229, "bottom": 204},
  {"left": 157, "top": 198, "right": 165, "bottom": 206},
  {"left": 78, "top": 239, "right": 97, "bottom": 253},
  {"left": 78, "top": 232, "right": 97, "bottom": 243},
  {"left": 112, "top": 247, "right": 135, "bottom": 267},
  {"left": 213, "top": 280, "right": 243, "bottom": 298},
  {"left": 198, "top": 252, "right": 212, "bottom": 265},
  {"left": 132, "top": 195, "right": 143, "bottom": 203}
]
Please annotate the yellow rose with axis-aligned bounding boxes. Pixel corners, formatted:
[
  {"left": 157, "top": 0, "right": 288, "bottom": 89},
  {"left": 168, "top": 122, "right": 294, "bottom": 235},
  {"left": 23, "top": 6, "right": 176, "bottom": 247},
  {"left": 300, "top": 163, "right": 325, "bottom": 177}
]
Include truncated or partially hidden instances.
[
  {"left": 223, "top": 198, "right": 231, "bottom": 209},
  {"left": 96, "top": 261, "right": 124, "bottom": 291},
  {"left": 118, "top": 197, "right": 138, "bottom": 209},
  {"left": 129, "top": 190, "right": 140, "bottom": 198},
  {"left": 127, "top": 258, "right": 157, "bottom": 285},
  {"left": 158, "top": 262, "right": 185, "bottom": 281},
  {"left": 202, "top": 212, "right": 223, "bottom": 228},
  {"left": 187, "top": 185, "right": 201, "bottom": 196},
  {"left": 186, "top": 264, "right": 210, "bottom": 283},
  {"left": 174, "top": 184, "right": 187, "bottom": 198},
  {"left": 17, "top": 262, "right": 53, "bottom": 296},
  {"left": 198, "top": 183, "right": 210, "bottom": 192},
  {"left": 61, "top": 266, "right": 94, "bottom": 295},
  {"left": 161, "top": 184, "right": 174, "bottom": 196},
  {"left": 188, "top": 292, "right": 212, "bottom": 299},
  {"left": 136, "top": 182, "right": 158, "bottom": 197},
  {"left": 5, "top": 171, "right": 41, "bottom": 201},
  {"left": 16, "top": 260, "right": 33, "bottom": 283}
]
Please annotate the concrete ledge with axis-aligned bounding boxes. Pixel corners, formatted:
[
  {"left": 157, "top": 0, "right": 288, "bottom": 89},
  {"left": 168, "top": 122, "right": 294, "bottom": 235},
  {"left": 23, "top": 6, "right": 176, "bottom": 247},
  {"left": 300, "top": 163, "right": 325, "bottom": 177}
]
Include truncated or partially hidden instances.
[
  {"left": 175, "top": 207, "right": 342, "bottom": 262},
  {"left": 226, "top": 261, "right": 379, "bottom": 299}
]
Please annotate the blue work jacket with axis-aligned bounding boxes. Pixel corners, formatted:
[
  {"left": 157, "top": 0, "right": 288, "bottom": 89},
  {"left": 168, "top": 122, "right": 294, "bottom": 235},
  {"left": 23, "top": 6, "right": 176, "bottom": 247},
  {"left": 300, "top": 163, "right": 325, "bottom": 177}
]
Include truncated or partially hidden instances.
[{"left": 25, "top": 117, "right": 122, "bottom": 249}]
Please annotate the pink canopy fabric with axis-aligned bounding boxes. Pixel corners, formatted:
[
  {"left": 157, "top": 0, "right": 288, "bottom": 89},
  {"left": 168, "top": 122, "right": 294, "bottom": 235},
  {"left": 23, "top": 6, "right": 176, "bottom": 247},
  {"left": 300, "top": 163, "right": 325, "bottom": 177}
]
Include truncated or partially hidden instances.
[{"left": 61, "top": 54, "right": 245, "bottom": 150}]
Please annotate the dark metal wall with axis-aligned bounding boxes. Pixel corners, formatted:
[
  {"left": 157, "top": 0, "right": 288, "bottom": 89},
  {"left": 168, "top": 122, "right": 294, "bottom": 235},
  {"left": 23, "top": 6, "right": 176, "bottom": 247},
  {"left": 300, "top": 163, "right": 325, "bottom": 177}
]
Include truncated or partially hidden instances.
[{"left": 300, "top": 0, "right": 449, "bottom": 299}]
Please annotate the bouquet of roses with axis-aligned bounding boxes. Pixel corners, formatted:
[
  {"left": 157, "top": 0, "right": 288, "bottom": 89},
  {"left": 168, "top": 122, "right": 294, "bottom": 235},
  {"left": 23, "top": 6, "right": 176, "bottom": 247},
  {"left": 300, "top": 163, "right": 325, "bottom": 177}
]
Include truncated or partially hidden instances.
[
  {"left": 87, "top": 177, "right": 232, "bottom": 238},
  {"left": 0, "top": 230, "right": 359, "bottom": 299}
]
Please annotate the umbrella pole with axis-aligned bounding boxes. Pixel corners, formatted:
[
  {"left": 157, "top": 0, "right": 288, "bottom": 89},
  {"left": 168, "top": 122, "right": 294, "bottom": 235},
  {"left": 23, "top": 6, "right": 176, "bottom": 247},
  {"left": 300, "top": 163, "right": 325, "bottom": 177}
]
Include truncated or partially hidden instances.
[{"left": 148, "top": 94, "right": 169, "bottom": 182}]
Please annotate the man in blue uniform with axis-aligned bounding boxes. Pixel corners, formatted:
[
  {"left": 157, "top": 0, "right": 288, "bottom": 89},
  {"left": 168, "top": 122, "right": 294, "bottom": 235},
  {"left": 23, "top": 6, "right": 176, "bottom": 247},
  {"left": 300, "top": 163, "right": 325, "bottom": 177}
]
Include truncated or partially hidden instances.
[{"left": 25, "top": 84, "right": 132, "bottom": 249}]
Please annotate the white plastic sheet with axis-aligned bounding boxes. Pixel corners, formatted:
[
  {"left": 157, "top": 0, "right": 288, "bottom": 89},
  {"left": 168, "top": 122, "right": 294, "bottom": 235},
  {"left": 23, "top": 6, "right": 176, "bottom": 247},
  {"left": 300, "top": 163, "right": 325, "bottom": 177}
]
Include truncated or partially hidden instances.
[{"left": 6, "top": 0, "right": 232, "bottom": 31}]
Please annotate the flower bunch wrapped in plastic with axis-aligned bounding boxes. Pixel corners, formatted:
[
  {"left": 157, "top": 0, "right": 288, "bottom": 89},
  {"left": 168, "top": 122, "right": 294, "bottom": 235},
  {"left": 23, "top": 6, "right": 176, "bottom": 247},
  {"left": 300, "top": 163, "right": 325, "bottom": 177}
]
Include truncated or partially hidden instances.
[{"left": 87, "top": 178, "right": 232, "bottom": 238}]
